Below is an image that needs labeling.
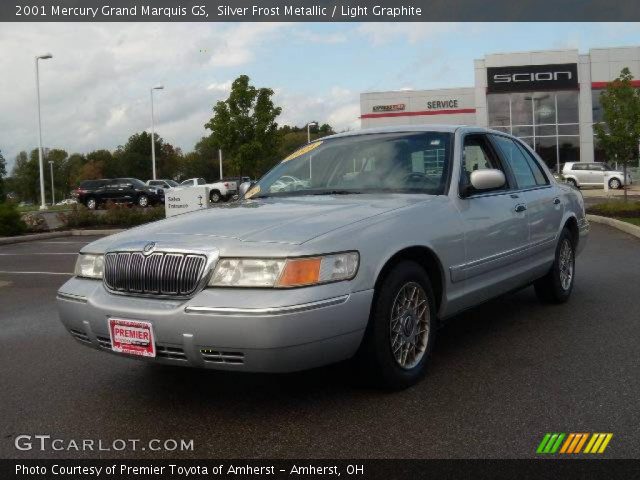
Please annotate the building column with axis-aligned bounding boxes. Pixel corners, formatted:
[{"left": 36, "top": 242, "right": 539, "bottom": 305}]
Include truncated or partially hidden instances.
[{"left": 578, "top": 54, "right": 594, "bottom": 163}]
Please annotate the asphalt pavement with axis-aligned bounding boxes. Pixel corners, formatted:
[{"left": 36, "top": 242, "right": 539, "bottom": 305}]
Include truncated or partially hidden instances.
[{"left": 0, "top": 225, "right": 639, "bottom": 459}]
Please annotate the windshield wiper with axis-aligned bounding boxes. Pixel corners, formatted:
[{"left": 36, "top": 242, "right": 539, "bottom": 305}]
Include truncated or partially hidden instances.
[{"left": 307, "top": 190, "right": 361, "bottom": 196}]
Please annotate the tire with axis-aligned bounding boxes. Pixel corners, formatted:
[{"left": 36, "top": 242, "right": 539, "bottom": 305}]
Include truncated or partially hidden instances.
[
  {"left": 534, "top": 228, "right": 575, "bottom": 304},
  {"left": 608, "top": 178, "right": 622, "bottom": 190},
  {"left": 566, "top": 178, "right": 578, "bottom": 188},
  {"left": 210, "top": 191, "right": 221, "bottom": 203},
  {"left": 356, "top": 261, "right": 436, "bottom": 390},
  {"left": 85, "top": 197, "right": 97, "bottom": 210},
  {"left": 137, "top": 195, "right": 149, "bottom": 208}
]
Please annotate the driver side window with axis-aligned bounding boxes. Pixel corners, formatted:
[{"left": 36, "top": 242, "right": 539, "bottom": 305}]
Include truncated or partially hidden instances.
[{"left": 461, "top": 134, "right": 506, "bottom": 192}]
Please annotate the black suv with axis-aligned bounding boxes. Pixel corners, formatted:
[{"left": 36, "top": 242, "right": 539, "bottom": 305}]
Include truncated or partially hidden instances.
[{"left": 72, "top": 178, "right": 164, "bottom": 210}]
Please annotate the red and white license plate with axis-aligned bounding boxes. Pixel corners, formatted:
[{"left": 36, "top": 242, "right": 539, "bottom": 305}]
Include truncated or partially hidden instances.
[{"left": 108, "top": 318, "right": 155, "bottom": 358}]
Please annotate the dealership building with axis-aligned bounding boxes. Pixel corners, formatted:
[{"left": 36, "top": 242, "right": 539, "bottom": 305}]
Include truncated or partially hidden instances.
[{"left": 360, "top": 46, "right": 640, "bottom": 171}]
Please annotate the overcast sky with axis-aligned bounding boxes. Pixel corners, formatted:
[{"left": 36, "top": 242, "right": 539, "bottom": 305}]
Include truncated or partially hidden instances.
[{"left": 1, "top": 22, "right": 639, "bottom": 171}]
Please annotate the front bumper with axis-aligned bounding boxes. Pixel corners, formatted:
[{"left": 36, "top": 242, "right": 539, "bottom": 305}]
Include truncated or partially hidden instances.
[{"left": 56, "top": 278, "right": 373, "bottom": 373}]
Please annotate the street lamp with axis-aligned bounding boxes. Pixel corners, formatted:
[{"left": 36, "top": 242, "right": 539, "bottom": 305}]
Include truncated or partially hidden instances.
[
  {"left": 48, "top": 160, "right": 55, "bottom": 205},
  {"left": 307, "top": 121, "right": 318, "bottom": 143},
  {"left": 150, "top": 85, "right": 164, "bottom": 180},
  {"left": 35, "top": 53, "right": 53, "bottom": 210}
]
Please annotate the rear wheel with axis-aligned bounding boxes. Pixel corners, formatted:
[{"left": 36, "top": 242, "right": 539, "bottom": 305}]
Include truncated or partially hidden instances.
[
  {"left": 357, "top": 261, "right": 436, "bottom": 390},
  {"left": 85, "top": 197, "right": 97, "bottom": 210},
  {"left": 608, "top": 178, "right": 622, "bottom": 190},
  {"left": 567, "top": 178, "right": 578, "bottom": 188},
  {"left": 534, "top": 228, "right": 575, "bottom": 304}
]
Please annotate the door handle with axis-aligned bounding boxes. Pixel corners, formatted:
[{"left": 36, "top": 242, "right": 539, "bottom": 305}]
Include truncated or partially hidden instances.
[
  {"left": 553, "top": 198, "right": 561, "bottom": 205},
  {"left": 515, "top": 204, "right": 527, "bottom": 213}
]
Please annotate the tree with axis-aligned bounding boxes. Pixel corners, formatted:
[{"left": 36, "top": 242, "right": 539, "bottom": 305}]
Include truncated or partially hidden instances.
[
  {"left": 594, "top": 67, "right": 640, "bottom": 200},
  {"left": 276, "top": 123, "right": 335, "bottom": 161},
  {"left": 0, "top": 149, "right": 6, "bottom": 201},
  {"left": 204, "top": 75, "right": 282, "bottom": 178},
  {"left": 11, "top": 150, "right": 39, "bottom": 203}
]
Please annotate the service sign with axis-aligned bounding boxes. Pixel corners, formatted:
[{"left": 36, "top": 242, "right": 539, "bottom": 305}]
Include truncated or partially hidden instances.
[
  {"left": 487, "top": 63, "right": 578, "bottom": 92},
  {"left": 165, "top": 186, "right": 210, "bottom": 218}
]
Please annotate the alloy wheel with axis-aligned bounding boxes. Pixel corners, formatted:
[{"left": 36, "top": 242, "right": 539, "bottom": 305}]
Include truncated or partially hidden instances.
[
  {"left": 389, "top": 282, "right": 430, "bottom": 370},
  {"left": 558, "top": 239, "right": 574, "bottom": 291}
]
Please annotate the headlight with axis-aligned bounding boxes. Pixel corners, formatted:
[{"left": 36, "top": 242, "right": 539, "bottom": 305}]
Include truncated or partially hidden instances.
[
  {"left": 74, "top": 254, "right": 104, "bottom": 279},
  {"left": 209, "top": 252, "right": 359, "bottom": 288}
]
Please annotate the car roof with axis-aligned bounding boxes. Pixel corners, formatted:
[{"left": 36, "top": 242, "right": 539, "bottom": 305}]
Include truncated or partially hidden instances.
[{"left": 321, "top": 125, "right": 516, "bottom": 141}]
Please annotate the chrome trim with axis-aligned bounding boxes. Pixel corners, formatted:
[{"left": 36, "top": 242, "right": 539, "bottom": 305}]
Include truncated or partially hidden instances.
[
  {"left": 103, "top": 242, "right": 218, "bottom": 299},
  {"left": 185, "top": 294, "right": 350, "bottom": 316},
  {"left": 56, "top": 292, "right": 88, "bottom": 304},
  {"left": 449, "top": 235, "right": 556, "bottom": 282}
]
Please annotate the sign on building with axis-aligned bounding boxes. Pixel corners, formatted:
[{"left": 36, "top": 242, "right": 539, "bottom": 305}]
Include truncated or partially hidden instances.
[
  {"left": 487, "top": 63, "right": 578, "bottom": 93},
  {"left": 164, "top": 186, "right": 210, "bottom": 218}
]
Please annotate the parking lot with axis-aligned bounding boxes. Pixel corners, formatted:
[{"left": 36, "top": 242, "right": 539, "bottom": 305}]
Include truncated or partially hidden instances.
[{"left": 1, "top": 224, "right": 639, "bottom": 459}]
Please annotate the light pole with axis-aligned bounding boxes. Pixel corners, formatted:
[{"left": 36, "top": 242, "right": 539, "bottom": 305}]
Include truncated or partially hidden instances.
[
  {"left": 35, "top": 53, "right": 53, "bottom": 210},
  {"left": 150, "top": 85, "right": 164, "bottom": 180},
  {"left": 48, "top": 160, "right": 55, "bottom": 205},
  {"left": 307, "top": 121, "right": 318, "bottom": 143}
]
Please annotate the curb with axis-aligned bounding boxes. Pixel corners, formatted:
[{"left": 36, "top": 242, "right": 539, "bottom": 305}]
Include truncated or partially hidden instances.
[
  {"left": 586, "top": 214, "right": 640, "bottom": 240},
  {"left": 0, "top": 229, "right": 124, "bottom": 245}
]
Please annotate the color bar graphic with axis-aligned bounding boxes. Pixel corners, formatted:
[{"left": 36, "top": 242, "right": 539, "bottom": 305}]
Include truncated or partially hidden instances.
[{"left": 537, "top": 433, "right": 612, "bottom": 454}]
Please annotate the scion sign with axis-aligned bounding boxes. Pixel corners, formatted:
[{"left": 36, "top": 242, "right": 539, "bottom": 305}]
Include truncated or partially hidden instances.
[{"left": 487, "top": 63, "right": 578, "bottom": 92}]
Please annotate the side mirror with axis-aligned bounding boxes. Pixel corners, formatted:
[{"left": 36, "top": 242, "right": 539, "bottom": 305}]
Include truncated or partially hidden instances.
[
  {"left": 468, "top": 169, "right": 506, "bottom": 193},
  {"left": 239, "top": 181, "right": 255, "bottom": 198}
]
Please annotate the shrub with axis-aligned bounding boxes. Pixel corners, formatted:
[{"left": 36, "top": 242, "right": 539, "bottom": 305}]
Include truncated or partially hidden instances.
[
  {"left": 0, "top": 202, "right": 27, "bottom": 236},
  {"left": 58, "top": 203, "right": 165, "bottom": 229},
  {"left": 587, "top": 200, "right": 640, "bottom": 218}
]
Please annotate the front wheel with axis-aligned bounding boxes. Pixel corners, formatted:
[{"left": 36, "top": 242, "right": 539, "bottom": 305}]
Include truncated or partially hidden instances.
[
  {"left": 608, "top": 178, "right": 622, "bottom": 190},
  {"left": 534, "top": 228, "right": 575, "bottom": 304},
  {"left": 137, "top": 195, "right": 149, "bottom": 208},
  {"left": 356, "top": 261, "right": 436, "bottom": 390}
]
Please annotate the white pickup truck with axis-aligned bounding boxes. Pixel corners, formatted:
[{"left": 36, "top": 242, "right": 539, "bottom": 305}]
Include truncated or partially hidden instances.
[{"left": 179, "top": 178, "right": 237, "bottom": 203}]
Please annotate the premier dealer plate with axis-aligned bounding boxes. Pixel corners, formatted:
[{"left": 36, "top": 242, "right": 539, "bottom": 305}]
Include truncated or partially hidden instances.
[{"left": 108, "top": 318, "right": 156, "bottom": 358}]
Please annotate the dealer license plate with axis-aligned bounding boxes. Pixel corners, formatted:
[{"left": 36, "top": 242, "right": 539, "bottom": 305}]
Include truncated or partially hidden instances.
[{"left": 108, "top": 318, "right": 156, "bottom": 358}]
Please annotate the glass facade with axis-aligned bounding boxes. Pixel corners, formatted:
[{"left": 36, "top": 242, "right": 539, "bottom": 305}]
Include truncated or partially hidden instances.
[{"left": 488, "top": 90, "right": 580, "bottom": 172}]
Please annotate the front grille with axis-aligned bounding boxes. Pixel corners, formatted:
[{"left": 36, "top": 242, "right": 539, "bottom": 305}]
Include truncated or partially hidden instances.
[
  {"left": 95, "top": 336, "right": 186, "bottom": 361},
  {"left": 69, "top": 329, "right": 91, "bottom": 343},
  {"left": 104, "top": 251, "right": 207, "bottom": 297},
  {"left": 200, "top": 349, "right": 245, "bottom": 365}
]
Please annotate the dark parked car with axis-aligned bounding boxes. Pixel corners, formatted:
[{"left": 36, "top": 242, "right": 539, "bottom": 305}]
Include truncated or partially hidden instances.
[{"left": 72, "top": 178, "right": 164, "bottom": 210}]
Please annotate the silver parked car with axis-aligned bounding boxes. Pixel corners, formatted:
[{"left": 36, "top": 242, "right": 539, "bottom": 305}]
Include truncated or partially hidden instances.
[
  {"left": 562, "top": 162, "right": 632, "bottom": 189},
  {"left": 57, "top": 126, "right": 589, "bottom": 389}
]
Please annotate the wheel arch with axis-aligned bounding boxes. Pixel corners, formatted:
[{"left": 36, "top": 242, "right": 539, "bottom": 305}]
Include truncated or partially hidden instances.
[
  {"left": 373, "top": 246, "right": 445, "bottom": 318},
  {"left": 563, "top": 215, "right": 579, "bottom": 249}
]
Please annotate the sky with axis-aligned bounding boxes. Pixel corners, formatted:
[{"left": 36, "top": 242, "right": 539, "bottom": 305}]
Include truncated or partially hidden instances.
[{"left": 1, "top": 22, "right": 639, "bottom": 171}]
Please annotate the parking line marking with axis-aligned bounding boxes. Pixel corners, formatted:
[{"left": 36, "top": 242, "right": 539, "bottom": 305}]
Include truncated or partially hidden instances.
[
  {"left": 0, "top": 270, "right": 73, "bottom": 275},
  {"left": 0, "top": 253, "right": 77, "bottom": 256}
]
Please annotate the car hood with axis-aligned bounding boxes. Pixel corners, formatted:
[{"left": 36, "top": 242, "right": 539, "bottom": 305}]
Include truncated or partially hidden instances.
[{"left": 84, "top": 194, "right": 434, "bottom": 252}]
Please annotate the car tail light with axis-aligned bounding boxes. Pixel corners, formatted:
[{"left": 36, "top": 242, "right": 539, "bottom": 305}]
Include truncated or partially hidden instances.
[{"left": 224, "top": 182, "right": 229, "bottom": 187}]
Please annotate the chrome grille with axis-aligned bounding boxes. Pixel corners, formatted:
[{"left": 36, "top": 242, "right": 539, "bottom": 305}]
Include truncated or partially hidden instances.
[{"left": 104, "top": 251, "right": 207, "bottom": 297}]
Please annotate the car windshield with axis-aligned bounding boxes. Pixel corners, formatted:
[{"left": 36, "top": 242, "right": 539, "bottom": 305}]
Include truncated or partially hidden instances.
[
  {"left": 125, "top": 178, "right": 146, "bottom": 187},
  {"left": 250, "top": 132, "right": 452, "bottom": 198},
  {"left": 167, "top": 180, "right": 178, "bottom": 187}
]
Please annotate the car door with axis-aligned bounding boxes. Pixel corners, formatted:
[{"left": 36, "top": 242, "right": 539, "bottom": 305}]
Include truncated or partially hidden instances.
[
  {"left": 589, "top": 163, "right": 605, "bottom": 186},
  {"left": 491, "top": 135, "right": 564, "bottom": 265},
  {"left": 571, "top": 163, "right": 587, "bottom": 185},
  {"left": 453, "top": 133, "right": 530, "bottom": 306},
  {"left": 103, "top": 180, "right": 121, "bottom": 202}
]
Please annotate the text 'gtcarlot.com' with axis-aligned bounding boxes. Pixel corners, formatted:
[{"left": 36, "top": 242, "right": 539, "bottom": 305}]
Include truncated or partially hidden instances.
[{"left": 14, "top": 435, "right": 194, "bottom": 452}]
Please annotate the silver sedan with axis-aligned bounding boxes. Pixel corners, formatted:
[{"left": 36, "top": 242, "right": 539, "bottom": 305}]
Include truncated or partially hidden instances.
[{"left": 57, "top": 126, "right": 588, "bottom": 389}]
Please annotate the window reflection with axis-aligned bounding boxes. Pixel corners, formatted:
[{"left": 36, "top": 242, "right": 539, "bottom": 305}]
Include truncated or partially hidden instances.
[{"left": 488, "top": 90, "right": 579, "bottom": 172}]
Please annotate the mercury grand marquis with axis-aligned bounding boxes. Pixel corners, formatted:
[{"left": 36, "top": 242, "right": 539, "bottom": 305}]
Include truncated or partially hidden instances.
[{"left": 57, "top": 126, "right": 589, "bottom": 389}]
